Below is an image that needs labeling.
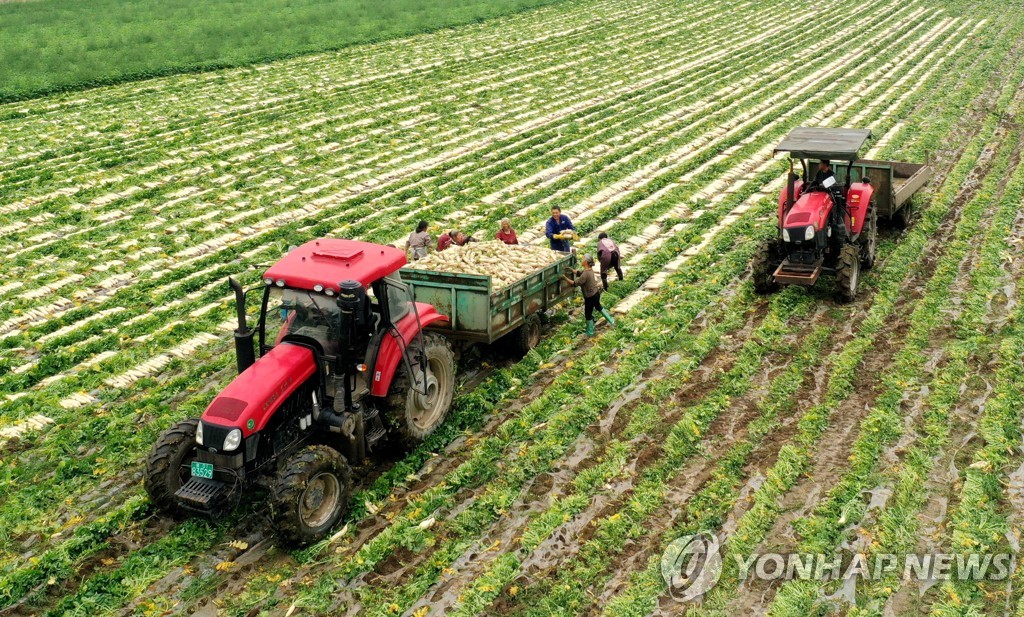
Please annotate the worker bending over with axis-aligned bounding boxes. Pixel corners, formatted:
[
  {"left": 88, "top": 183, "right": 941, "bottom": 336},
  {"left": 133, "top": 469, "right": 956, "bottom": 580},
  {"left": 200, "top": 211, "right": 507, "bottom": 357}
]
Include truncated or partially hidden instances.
[
  {"left": 596, "top": 232, "right": 624, "bottom": 290},
  {"left": 564, "top": 254, "right": 615, "bottom": 336},
  {"left": 437, "top": 230, "right": 476, "bottom": 251}
]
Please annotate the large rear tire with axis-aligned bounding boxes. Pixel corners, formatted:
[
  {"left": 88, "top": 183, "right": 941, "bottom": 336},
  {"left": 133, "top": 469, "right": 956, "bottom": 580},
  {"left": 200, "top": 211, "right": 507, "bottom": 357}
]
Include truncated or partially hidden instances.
[
  {"left": 752, "top": 240, "right": 783, "bottom": 294},
  {"left": 270, "top": 445, "right": 352, "bottom": 546},
  {"left": 385, "top": 332, "right": 456, "bottom": 446},
  {"left": 860, "top": 205, "right": 878, "bottom": 270},
  {"left": 144, "top": 418, "right": 199, "bottom": 516},
  {"left": 509, "top": 314, "right": 542, "bottom": 356},
  {"left": 835, "top": 244, "right": 861, "bottom": 303}
]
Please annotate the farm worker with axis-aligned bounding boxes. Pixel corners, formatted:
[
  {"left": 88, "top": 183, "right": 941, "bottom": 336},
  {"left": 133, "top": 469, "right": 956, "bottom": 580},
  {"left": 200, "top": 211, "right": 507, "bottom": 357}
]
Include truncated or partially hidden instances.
[
  {"left": 545, "top": 206, "right": 576, "bottom": 252},
  {"left": 437, "top": 230, "right": 457, "bottom": 252},
  {"left": 405, "top": 220, "right": 431, "bottom": 260},
  {"left": 495, "top": 218, "right": 519, "bottom": 245},
  {"left": 808, "top": 159, "right": 835, "bottom": 188},
  {"left": 596, "top": 232, "right": 624, "bottom": 291},
  {"left": 454, "top": 231, "right": 477, "bottom": 246},
  {"left": 564, "top": 254, "right": 615, "bottom": 336}
]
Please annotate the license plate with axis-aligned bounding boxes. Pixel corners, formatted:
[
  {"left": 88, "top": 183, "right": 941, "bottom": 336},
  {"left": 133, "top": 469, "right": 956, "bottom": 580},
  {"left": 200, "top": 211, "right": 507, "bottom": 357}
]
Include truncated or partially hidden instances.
[{"left": 191, "top": 461, "right": 214, "bottom": 479}]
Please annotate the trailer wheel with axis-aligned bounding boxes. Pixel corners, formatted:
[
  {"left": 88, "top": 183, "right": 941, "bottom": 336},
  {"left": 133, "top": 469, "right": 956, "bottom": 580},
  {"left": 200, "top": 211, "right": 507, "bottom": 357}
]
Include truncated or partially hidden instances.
[
  {"left": 893, "top": 200, "right": 914, "bottom": 229},
  {"left": 270, "top": 445, "right": 352, "bottom": 546},
  {"left": 860, "top": 205, "right": 878, "bottom": 270},
  {"left": 835, "top": 244, "right": 861, "bottom": 303},
  {"left": 386, "top": 332, "right": 456, "bottom": 446},
  {"left": 510, "top": 314, "right": 542, "bottom": 356},
  {"left": 752, "top": 240, "right": 783, "bottom": 294},
  {"left": 144, "top": 418, "right": 199, "bottom": 516}
]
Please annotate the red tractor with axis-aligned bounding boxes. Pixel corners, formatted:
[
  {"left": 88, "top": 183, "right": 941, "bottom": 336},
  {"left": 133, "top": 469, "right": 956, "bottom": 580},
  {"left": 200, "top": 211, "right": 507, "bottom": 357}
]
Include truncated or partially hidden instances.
[
  {"left": 752, "top": 127, "right": 930, "bottom": 302},
  {"left": 144, "top": 239, "right": 456, "bottom": 545}
]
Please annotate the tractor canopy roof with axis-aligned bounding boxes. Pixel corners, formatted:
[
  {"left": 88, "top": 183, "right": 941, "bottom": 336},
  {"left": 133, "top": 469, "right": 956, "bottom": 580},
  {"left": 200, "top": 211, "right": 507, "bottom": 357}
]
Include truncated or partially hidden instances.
[
  {"left": 263, "top": 238, "right": 407, "bottom": 293},
  {"left": 774, "top": 127, "right": 873, "bottom": 161}
]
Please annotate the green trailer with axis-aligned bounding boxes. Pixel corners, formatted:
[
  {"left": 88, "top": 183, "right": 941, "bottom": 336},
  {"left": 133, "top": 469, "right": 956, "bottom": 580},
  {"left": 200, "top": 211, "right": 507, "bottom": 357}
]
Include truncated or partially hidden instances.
[{"left": 401, "top": 251, "right": 578, "bottom": 355}]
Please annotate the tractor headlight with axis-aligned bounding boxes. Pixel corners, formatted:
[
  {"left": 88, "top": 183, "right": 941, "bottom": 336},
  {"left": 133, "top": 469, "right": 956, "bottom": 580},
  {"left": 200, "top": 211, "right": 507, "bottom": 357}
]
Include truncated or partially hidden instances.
[
  {"left": 223, "top": 428, "right": 242, "bottom": 452},
  {"left": 782, "top": 228, "right": 791, "bottom": 242},
  {"left": 195, "top": 421, "right": 204, "bottom": 445},
  {"left": 804, "top": 226, "right": 815, "bottom": 241}
]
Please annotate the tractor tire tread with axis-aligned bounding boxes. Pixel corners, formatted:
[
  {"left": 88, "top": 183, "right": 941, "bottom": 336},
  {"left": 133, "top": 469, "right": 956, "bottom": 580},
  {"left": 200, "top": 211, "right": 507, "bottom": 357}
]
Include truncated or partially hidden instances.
[
  {"left": 385, "top": 332, "right": 456, "bottom": 448},
  {"left": 143, "top": 418, "right": 199, "bottom": 516},
  {"left": 835, "top": 244, "right": 861, "bottom": 303},
  {"left": 270, "top": 445, "right": 352, "bottom": 546},
  {"left": 860, "top": 204, "right": 878, "bottom": 270},
  {"left": 752, "top": 240, "right": 782, "bottom": 294}
]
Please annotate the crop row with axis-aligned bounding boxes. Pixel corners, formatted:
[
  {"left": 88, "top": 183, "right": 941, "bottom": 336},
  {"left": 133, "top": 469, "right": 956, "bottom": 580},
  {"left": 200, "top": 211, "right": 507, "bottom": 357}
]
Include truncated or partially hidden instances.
[{"left": 0, "top": 0, "right": 1016, "bottom": 614}]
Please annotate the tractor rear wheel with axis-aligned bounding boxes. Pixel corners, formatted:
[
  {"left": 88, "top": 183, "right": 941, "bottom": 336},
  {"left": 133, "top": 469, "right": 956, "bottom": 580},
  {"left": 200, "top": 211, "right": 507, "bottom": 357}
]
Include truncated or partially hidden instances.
[
  {"left": 752, "top": 240, "right": 783, "bottom": 294},
  {"left": 835, "top": 244, "right": 861, "bottom": 303},
  {"left": 860, "top": 205, "right": 878, "bottom": 270},
  {"left": 270, "top": 445, "right": 352, "bottom": 546},
  {"left": 385, "top": 332, "right": 456, "bottom": 446},
  {"left": 510, "top": 314, "right": 542, "bottom": 356},
  {"left": 144, "top": 418, "right": 199, "bottom": 516}
]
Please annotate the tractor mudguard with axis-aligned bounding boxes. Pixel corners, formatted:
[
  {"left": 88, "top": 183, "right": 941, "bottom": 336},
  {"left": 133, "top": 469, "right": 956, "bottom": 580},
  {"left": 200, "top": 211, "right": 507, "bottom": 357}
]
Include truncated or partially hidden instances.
[
  {"left": 370, "top": 303, "right": 449, "bottom": 397},
  {"left": 777, "top": 179, "right": 805, "bottom": 223},
  {"left": 845, "top": 182, "right": 874, "bottom": 234},
  {"left": 202, "top": 343, "right": 317, "bottom": 437}
]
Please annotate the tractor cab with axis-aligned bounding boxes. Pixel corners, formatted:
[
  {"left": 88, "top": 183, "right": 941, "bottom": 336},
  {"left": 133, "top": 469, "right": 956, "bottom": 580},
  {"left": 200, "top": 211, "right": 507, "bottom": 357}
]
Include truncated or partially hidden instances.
[
  {"left": 752, "top": 127, "right": 880, "bottom": 303},
  {"left": 145, "top": 239, "right": 456, "bottom": 545}
]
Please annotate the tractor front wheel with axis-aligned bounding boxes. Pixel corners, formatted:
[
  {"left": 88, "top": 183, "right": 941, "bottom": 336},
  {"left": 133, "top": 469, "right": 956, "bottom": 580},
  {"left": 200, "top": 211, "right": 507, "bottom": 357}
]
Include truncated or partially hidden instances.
[
  {"left": 144, "top": 418, "right": 199, "bottom": 516},
  {"left": 386, "top": 332, "right": 456, "bottom": 447},
  {"left": 752, "top": 240, "right": 783, "bottom": 294},
  {"left": 860, "top": 205, "right": 878, "bottom": 270},
  {"left": 270, "top": 445, "right": 352, "bottom": 546},
  {"left": 835, "top": 244, "right": 861, "bottom": 303}
]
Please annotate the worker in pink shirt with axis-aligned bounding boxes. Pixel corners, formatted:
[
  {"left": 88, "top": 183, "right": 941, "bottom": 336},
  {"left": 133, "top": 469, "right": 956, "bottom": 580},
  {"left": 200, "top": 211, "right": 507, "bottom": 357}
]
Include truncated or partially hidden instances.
[{"left": 596, "top": 232, "right": 624, "bottom": 290}]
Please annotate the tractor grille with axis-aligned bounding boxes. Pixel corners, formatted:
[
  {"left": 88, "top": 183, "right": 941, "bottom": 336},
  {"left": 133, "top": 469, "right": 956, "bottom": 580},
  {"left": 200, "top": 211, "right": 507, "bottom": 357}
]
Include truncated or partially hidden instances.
[
  {"left": 175, "top": 476, "right": 225, "bottom": 508},
  {"left": 196, "top": 448, "right": 243, "bottom": 469},
  {"left": 200, "top": 421, "right": 234, "bottom": 451}
]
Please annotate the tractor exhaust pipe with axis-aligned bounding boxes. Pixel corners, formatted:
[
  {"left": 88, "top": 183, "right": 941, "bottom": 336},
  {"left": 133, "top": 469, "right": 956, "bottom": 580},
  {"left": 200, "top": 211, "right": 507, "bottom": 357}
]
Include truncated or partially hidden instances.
[
  {"left": 228, "top": 277, "right": 256, "bottom": 374},
  {"left": 786, "top": 159, "right": 797, "bottom": 214}
]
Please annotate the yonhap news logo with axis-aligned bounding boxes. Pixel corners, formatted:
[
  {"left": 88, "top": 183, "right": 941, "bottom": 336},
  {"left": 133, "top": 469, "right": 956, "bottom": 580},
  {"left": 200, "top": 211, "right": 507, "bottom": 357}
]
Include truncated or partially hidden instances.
[
  {"left": 660, "top": 532, "right": 723, "bottom": 601},
  {"left": 660, "top": 531, "right": 1016, "bottom": 603}
]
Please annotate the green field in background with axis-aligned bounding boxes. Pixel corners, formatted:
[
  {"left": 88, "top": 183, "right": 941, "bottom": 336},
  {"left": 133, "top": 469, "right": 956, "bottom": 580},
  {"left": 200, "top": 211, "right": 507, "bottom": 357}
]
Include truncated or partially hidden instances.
[{"left": 0, "top": 0, "right": 568, "bottom": 103}]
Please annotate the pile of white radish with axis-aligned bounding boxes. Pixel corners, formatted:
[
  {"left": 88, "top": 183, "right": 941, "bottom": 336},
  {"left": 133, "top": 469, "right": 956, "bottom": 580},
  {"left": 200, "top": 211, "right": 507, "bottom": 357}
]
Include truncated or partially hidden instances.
[{"left": 407, "top": 241, "right": 566, "bottom": 288}]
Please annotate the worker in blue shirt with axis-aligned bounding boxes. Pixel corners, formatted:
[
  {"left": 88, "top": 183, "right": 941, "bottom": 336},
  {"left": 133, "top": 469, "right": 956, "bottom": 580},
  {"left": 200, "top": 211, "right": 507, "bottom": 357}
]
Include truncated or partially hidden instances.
[{"left": 545, "top": 206, "right": 577, "bottom": 252}]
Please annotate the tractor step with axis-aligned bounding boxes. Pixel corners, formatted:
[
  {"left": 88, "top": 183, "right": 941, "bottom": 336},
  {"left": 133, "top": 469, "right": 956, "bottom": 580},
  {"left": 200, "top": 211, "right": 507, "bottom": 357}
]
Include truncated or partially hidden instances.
[
  {"left": 774, "top": 258, "right": 823, "bottom": 286},
  {"left": 363, "top": 406, "right": 387, "bottom": 447},
  {"left": 175, "top": 476, "right": 225, "bottom": 508}
]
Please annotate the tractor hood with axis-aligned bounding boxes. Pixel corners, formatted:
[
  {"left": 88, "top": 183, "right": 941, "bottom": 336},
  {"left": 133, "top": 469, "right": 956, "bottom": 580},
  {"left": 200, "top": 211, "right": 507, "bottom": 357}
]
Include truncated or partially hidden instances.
[
  {"left": 783, "top": 191, "right": 832, "bottom": 232},
  {"left": 201, "top": 343, "right": 316, "bottom": 437}
]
